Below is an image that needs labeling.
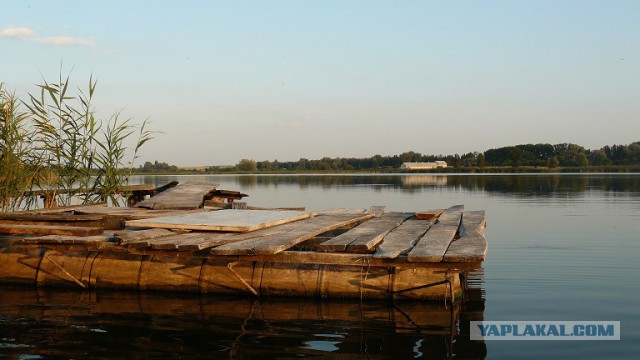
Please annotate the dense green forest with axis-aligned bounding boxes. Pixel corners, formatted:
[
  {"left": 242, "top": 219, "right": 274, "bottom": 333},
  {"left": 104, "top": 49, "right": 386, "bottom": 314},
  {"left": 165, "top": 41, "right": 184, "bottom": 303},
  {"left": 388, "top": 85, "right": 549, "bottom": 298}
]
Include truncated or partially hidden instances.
[
  {"left": 133, "top": 142, "right": 640, "bottom": 174},
  {"left": 136, "top": 161, "right": 180, "bottom": 173},
  {"left": 214, "top": 142, "right": 640, "bottom": 172}
]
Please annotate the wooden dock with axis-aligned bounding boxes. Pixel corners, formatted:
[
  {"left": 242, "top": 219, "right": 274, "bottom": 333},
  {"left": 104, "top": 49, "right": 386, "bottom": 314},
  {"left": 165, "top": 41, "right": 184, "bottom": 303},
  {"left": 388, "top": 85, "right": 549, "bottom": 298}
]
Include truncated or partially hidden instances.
[{"left": 0, "top": 182, "right": 487, "bottom": 301}]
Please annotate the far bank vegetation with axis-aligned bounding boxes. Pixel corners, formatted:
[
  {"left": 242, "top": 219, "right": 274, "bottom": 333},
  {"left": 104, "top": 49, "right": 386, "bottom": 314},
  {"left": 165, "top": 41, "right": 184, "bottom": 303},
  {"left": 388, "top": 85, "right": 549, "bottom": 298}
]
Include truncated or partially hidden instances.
[{"left": 168, "top": 142, "right": 639, "bottom": 174}]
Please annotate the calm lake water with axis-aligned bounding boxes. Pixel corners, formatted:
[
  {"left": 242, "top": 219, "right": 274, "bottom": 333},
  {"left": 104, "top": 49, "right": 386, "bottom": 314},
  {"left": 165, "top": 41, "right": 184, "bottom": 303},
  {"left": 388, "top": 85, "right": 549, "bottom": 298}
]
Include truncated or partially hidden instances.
[{"left": 1, "top": 173, "right": 639, "bottom": 359}]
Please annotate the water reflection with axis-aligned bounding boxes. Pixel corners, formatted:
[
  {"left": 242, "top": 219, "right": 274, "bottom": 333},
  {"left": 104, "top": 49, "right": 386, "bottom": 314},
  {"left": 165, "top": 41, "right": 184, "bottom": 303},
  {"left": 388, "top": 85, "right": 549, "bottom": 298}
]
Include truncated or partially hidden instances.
[
  {"left": 131, "top": 173, "right": 640, "bottom": 197},
  {"left": 0, "top": 285, "right": 485, "bottom": 359}
]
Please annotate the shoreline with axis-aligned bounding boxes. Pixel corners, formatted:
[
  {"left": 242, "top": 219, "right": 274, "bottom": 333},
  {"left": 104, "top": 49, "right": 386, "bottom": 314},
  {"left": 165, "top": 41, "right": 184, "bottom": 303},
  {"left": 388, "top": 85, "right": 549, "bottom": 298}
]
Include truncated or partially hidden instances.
[{"left": 131, "top": 165, "right": 640, "bottom": 176}]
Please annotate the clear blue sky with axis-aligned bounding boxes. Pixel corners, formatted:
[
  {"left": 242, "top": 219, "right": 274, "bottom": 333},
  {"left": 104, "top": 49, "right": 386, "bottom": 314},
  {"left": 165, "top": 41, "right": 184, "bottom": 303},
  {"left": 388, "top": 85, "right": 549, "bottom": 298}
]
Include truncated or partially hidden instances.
[{"left": 2, "top": 0, "right": 638, "bottom": 166}]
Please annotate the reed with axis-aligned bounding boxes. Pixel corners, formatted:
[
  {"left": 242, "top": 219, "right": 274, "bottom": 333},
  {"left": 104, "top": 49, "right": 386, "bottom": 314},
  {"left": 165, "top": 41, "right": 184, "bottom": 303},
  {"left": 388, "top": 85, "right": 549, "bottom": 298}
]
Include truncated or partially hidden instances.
[
  {"left": 26, "top": 73, "right": 99, "bottom": 206},
  {"left": 0, "top": 84, "right": 41, "bottom": 212},
  {"left": 94, "top": 114, "right": 153, "bottom": 205},
  {"left": 0, "top": 72, "right": 154, "bottom": 211}
]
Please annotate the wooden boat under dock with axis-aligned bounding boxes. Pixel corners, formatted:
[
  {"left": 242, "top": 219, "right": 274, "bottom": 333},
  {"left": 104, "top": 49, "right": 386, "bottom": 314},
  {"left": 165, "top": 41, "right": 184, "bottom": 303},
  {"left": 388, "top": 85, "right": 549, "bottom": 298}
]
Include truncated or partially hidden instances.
[{"left": 0, "top": 182, "right": 487, "bottom": 302}]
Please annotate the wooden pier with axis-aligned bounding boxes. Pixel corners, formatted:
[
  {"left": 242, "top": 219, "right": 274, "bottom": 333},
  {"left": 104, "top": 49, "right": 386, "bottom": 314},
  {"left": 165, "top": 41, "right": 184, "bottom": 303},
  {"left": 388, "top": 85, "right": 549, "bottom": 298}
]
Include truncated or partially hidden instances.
[{"left": 0, "top": 182, "right": 487, "bottom": 301}]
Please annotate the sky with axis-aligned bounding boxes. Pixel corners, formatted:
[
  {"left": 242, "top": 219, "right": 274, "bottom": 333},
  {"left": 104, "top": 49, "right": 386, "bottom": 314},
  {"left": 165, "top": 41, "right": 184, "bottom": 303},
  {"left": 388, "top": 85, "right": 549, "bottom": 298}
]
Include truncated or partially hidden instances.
[{"left": 1, "top": 0, "right": 639, "bottom": 166}]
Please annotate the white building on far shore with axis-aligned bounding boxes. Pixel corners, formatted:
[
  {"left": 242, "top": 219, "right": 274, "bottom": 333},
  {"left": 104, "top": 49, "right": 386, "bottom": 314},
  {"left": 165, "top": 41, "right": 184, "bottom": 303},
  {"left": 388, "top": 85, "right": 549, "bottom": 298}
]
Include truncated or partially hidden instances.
[{"left": 400, "top": 161, "right": 448, "bottom": 170}]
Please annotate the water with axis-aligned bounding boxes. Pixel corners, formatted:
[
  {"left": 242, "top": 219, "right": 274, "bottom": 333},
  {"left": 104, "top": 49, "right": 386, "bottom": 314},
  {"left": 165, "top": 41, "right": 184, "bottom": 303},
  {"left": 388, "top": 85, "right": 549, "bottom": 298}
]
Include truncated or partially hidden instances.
[{"left": 1, "top": 173, "right": 639, "bottom": 359}]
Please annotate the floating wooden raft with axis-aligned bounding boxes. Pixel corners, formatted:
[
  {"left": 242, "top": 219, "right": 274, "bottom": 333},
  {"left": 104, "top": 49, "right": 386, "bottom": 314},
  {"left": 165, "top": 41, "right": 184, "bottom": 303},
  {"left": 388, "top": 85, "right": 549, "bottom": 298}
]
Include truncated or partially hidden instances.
[{"left": 0, "top": 204, "right": 487, "bottom": 301}]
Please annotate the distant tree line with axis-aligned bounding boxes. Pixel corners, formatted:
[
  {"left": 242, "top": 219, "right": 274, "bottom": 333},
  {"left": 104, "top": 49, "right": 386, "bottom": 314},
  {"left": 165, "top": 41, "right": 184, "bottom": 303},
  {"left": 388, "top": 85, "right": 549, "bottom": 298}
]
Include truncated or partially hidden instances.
[
  {"left": 250, "top": 152, "right": 450, "bottom": 171},
  {"left": 483, "top": 142, "right": 640, "bottom": 167},
  {"left": 136, "top": 142, "right": 640, "bottom": 174},
  {"left": 230, "top": 141, "right": 640, "bottom": 171},
  {"left": 137, "top": 160, "right": 179, "bottom": 173}
]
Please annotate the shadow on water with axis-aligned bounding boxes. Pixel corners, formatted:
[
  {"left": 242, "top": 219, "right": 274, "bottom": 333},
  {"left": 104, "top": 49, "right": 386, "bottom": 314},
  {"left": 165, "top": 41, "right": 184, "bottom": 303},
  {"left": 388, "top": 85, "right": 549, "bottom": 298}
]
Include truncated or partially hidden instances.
[{"left": 0, "top": 283, "right": 486, "bottom": 359}]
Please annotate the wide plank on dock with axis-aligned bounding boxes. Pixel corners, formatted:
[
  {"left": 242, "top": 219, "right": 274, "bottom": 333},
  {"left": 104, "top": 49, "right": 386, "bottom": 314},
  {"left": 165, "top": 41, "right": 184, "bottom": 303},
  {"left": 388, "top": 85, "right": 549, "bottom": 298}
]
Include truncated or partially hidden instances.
[
  {"left": 0, "top": 224, "right": 104, "bottom": 236},
  {"left": 125, "top": 209, "right": 314, "bottom": 232},
  {"left": 135, "top": 182, "right": 219, "bottom": 210},
  {"left": 124, "top": 232, "right": 201, "bottom": 249},
  {"left": 145, "top": 232, "right": 230, "bottom": 250},
  {"left": 407, "top": 205, "right": 463, "bottom": 263},
  {"left": 74, "top": 205, "right": 209, "bottom": 220},
  {"left": 373, "top": 219, "right": 435, "bottom": 259},
  {"left": 0, "top": 213, "right": 103, "bottom": 222},
  {"left": 114, "top": 228, "right": 175, "bottom": 245},
  {"left": 176, "top": 236, "right": 234, "bottom": 251},
  {"left": 0, "top": 219, "right": 104, "bottom": 228},
  {"left": 172, "top": 213, "right": 357, "bottom": 251},
  {"left": 210, "top": 213, "right": 374, "bottom": 255},
  {"left": 443, "top": 211, "right": 487, "bottom": 262},
  {"left": 317, "top": 213, "right": 413, "bottom": 252},
  {"left": 16, "top": 234, "right": 114, "bottom": 245}
]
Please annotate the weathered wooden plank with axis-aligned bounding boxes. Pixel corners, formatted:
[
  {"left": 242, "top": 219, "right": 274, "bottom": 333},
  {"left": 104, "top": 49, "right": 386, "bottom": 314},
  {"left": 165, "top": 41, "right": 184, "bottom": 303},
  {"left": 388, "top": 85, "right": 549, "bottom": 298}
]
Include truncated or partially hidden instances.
[
  {"left": 407, "top": 205, "right": 464, "bottom": 263},
  {"left": 373, "top": 219, "right": 435, "bottom": 259},
  {"left": 0, "top": 219, "right": 104, "bottom": 228},
  {"left": 238, "top": 251, "right": 482, "bottom": 270},
  {"left": 22, "top": 203, "right": 109, "bottom": 214},
  {"left": 0, "top": 211, "right": 104, "bottom": 229},
  {"left": 347, "top": 213, "right": 415, "bottom": 252},
  {"left": 0, "top": 224, "right": 104, "bottom": 236},
  {"left": 125, "top": 230, "right": 246, "bottom": 250},
  {"left": 173, "top": 214, "right": 342, "bottom": 251},
  {"left": 210, "top": 213, "right": 374, "bottom": 255},
  {"left": 459, "top": 210, "right": 486, "bottom": 236},
  {"left": 75, "top": 206, "right": 210, "bottom": 220},
  {"left": 0, "top": 213, "right": 103, "bottom": 222},
  {"left": 123, "top": 230, "right": 191, "bottom": 249},
  {"left": 16, "top": 234, "right": 113, "bottom": 245},
  {"left": 178, "top": 229, "right": 290, "bottom": 251},
  {"left": 317, "top": 213, "right": 413, "bottom": 252},
  {"left": 146, "top": 232, "right": 205, "bottom": 250},
  {"left": 125, "top": 210, "right": 314, "bottom": 232},
  {"left": 114, "top": 228, "right": 175, "bottom": 245},
  {"left": 135, "top": 182, "right": 219, "bottom": 210},
  {"left": 442, "top": 211, "right": 487, "bottom": 262},
  {"left": 442, "top": 234, "right": 487, "bottom": 262},
  {"left": 175, "top": 233, "right": 239, "bottom": 251}
]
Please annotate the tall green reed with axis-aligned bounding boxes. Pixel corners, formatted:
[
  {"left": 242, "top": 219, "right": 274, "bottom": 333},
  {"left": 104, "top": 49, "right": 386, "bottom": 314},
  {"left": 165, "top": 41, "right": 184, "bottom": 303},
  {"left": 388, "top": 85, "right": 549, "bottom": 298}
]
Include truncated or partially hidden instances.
[
  {"left": 94, "top": 114, "right": 153, "bottom": 205},
  {"left": 0, "top": 84, "right": 42, "bottom": 212},
  {"left": 0, "top": 72, "right": 155, "bottom": 211},
  {"left": 25, "top": 73, "right": 100, "bottom": 206}
]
